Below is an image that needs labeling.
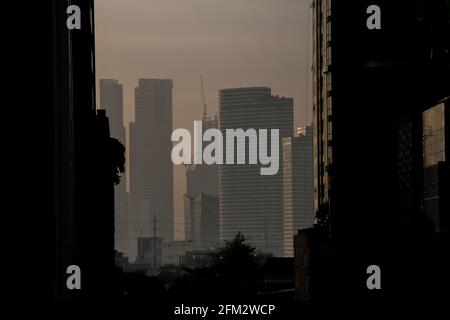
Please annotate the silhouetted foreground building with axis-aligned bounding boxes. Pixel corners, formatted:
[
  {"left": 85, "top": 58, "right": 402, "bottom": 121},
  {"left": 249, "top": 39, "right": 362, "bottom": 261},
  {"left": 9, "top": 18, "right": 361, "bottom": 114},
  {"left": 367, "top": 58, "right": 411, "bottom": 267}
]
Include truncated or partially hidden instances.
[
  {"left": 293, "top": 228, "right": 330, "bottom": 302},
  {"left": 53, "top": 0, "right": 123, "bottom": 300},
  {"left": 261, "top": 258, "right": 295, "bottom": 291},
  {"left": 312, "top": 0, "right": 450, "bottom": 303},
  {"left": 422, "top": 97, "right": 449, "bottom": 236}
]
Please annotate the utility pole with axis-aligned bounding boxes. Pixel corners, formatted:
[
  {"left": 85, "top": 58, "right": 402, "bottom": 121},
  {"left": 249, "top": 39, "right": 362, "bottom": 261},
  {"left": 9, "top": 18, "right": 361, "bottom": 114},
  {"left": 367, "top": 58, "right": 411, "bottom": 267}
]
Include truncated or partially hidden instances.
[
  {"left": 153, "top": 213, "right": 156, "bottom": 270},
  {"left": 264, "top": 215, "right": 268, "bottom": 254}
]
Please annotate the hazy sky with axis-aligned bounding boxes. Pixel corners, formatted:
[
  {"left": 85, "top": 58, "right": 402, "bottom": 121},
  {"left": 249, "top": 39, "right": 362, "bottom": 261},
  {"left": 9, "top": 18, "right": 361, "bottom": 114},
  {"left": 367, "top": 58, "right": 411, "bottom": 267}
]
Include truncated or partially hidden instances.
[{"left": 95, "top": 0, "right": 312, "bottom": 240}]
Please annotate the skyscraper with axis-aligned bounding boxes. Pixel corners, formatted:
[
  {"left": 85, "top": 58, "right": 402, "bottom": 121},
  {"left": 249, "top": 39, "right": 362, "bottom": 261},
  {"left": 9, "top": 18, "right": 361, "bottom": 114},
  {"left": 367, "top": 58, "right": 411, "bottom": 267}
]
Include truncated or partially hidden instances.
[
  {"left": 129, "top": 79, "right": 174, "bottom": 258},
  {"left": 99, "top": 79, "right": 130, "bottom": 255},
  {"left": 282, "top": 126, "right": 314, "bottom": 257},
  {"left": 184, "top": 192, "right": 220, "bottom": 249},
  {"left": 218, "top": 87, "right": 293, "bottom": 256},
  {"left": 185, "top": 114, "right": 219, "bottom": 199},
  {"left": 184, "top": 113, "right": 219, "bottom": 249},
  {"left": 99, "top": 79, "right": 125, "bottom": 143}
]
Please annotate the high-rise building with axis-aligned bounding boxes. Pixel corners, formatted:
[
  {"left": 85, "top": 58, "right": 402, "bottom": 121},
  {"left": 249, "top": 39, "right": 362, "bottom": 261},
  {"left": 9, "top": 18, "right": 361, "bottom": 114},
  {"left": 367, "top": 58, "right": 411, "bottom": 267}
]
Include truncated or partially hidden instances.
[
  {"left": 99, "top": 79, "right": 125, "bottom": 143},
  {"left": 282, "top": 126, "right": 314, "bottom": 257},
  {"left": 99, "top": 79, "right": 130, "bottom": 255},
  {"left": 219, "top": 87, "right": 293, "bottom": 256},
  {"left": 185, "top": 115, "right": 219, "bottom": 198},
  {"left": 184, "top": 113, "right": 219, "bottom": 249},
  {"left": 185, "top": 192, "right": 219, "bottom": 249},
  {"left": 185, "top": 165, "right": 219, "bottom": 200},
  {"left": 312, "top": 0, "right": 450, "bottom": 301},
  {"left": 137, "top": 237, "right": 162, "bottom": 269},
  {"left": 130, "top": 79, "right": 173, "bottom": 258}
]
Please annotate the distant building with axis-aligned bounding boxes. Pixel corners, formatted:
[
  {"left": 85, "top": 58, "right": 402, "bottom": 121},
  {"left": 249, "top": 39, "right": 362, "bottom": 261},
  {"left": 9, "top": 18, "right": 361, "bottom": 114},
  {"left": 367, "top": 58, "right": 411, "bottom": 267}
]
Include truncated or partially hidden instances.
[
  {"left": 184, "top": 113, "right": 219, "bottom": 199},
  {"left": 115, "top": 251, "right": 129, "bottom": 268},
  {"left": 137, "top": 237, "right": 163, "bottom": 270},
  {"left": 219, "top": 87, "right": 293, "bottom": 256},
  {"left": 186, "top": 162, "right": 219, "bottom": 198},
  {"left": 187, "top": 193, "right": 219, "bottom": 250},
  {"left": 181, "top": 250, "right": 215, "bottom": 268},
  {"left": 99, "top": 79, "right": 130, "bottom": 255},
  {"left": 282, "top": 126, "right": 314, "bottom": 257},
  {"left": 162, "top": 240, "right": 195, "bottom": 266},
  {"left": 184, "top": 113, "right": 219, "bottom": 250},
  {"left": 99, "top": 79, "right": 126, "bottom": 143},
  {"left": 130, "top": 79, "right": 174, "bottom": 258}
]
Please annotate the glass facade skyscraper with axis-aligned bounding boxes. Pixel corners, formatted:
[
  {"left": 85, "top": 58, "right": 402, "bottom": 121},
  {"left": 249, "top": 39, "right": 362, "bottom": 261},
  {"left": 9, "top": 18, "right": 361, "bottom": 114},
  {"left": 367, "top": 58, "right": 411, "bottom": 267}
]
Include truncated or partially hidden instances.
[
  {"left": 218, "top": 87, "right": 293, "bottom": 256},
  {"left": 282, "top": 126, "right": 314, "bottom": 257}
]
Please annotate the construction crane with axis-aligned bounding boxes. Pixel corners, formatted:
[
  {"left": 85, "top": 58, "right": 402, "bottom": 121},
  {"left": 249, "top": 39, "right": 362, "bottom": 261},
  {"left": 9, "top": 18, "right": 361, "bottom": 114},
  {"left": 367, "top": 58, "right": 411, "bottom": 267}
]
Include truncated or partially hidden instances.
[{"left": 200, "top": 76, "right": 207, "bottom": 119}]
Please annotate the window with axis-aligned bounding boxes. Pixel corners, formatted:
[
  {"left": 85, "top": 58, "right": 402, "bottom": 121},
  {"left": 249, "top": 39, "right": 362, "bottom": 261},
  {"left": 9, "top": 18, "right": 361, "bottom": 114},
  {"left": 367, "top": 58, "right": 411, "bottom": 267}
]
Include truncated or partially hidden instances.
[
  {"left": 327, "top": 96, "right": 332, "bottom": 116},
  {"left": 327, "top": 121, "right": 333, "bottom": 141},
  {"left": 326, "top": 73, "right": 332, "bottom": 92},
  {"left": 327, "top": 46, "right": 332, "bottom": 66},
  {"left": 326, "top": 20, "right": 332, "bottom": 42}
]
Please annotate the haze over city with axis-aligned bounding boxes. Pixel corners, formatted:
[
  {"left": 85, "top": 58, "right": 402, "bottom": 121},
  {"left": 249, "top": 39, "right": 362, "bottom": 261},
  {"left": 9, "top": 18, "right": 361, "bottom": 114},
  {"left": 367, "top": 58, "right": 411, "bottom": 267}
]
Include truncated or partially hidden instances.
[{"left": 95, "top": 0, "right": 312, "bottom": 239}]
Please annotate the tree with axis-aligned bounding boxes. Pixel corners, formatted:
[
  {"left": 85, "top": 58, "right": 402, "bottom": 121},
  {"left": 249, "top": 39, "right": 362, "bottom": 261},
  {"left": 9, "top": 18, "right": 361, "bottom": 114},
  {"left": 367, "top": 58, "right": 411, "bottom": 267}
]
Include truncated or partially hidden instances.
[{"left": 212, "top": 232, "right": 259, "bottom": 295}]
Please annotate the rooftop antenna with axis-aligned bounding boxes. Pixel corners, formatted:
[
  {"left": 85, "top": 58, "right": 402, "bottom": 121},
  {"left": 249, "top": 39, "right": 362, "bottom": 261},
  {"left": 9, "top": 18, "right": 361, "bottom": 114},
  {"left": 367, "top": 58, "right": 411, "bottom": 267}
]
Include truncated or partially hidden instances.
[{"left": 200, "top": 76, "right": 207, "bottom": 119}]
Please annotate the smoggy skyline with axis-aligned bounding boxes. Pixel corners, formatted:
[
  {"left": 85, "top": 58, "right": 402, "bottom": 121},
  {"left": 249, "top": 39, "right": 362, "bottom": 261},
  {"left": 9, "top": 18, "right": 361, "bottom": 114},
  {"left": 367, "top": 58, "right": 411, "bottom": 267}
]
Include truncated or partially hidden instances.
[{"left": 95, "top": 0, "right": 311, "bottom": 240}]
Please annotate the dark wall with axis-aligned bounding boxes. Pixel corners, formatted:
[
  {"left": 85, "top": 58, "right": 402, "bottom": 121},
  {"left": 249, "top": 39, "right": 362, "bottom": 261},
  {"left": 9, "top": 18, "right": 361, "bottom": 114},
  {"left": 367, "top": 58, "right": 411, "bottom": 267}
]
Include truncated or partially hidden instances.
[{"left": 328, "top": 0, "right": 450, "bottom": 304}]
